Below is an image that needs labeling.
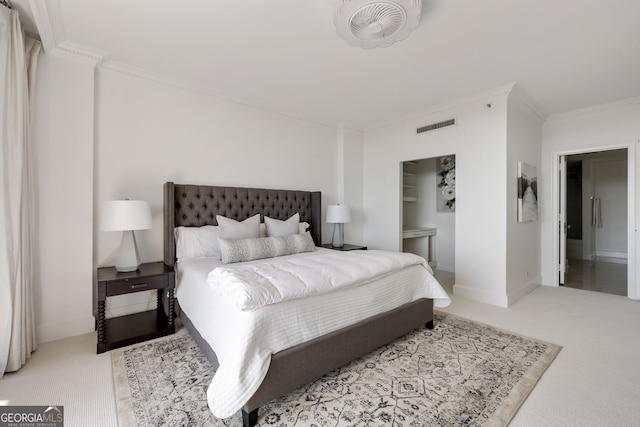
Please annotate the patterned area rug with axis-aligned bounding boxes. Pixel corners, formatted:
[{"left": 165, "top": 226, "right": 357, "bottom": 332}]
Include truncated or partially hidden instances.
[{"left": 111, "top": 313, "right": 560, "bottom": 426}]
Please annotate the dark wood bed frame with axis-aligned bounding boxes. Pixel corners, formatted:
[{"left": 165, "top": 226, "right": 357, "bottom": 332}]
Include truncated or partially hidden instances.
[{"left": 163, "top": 182, "right": 434, "bottom": 427}]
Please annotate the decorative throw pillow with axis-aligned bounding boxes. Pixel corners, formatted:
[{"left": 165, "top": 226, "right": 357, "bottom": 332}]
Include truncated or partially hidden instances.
[
  {"left": 264, "top": 213, "right": 300, "bottom": 237},
  {"left": 216, "top": 214, "right": 260, "bottom": 240},
  {"left": 218, "top": 232, "right": 316, "bottom": 264},
  {"left": 174, "top": 225, "right": 222, "bottom": 260},
  {"left": 259, "top": 221, "right": 309, "bottom": 237}
]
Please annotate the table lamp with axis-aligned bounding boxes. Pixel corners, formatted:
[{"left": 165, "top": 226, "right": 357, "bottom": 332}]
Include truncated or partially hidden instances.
[
  {"left": 326, "top": 204, "right": 351, "bottom": 248},
  {"left": 101, "top": 199, "right": 152, "bottom": 272}
]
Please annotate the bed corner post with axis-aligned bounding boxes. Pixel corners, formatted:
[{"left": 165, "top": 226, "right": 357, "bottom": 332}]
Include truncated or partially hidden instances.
[
  {"left": 426, "top": 320, "right": 434, "bottom": 329},
  {"left": 310, "top": 191, "right": 321, "bottom": 246},
  {"left": 242, "top": 409, "right": 258, "bottom": 427},
  {"left": 164, "top": 182, "right": 175, "bottom": 267}
]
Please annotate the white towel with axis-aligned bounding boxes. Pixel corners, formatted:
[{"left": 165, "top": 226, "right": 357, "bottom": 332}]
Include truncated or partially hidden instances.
[{"left": 591, "top": 196, "right": 602, "bottom": 227}]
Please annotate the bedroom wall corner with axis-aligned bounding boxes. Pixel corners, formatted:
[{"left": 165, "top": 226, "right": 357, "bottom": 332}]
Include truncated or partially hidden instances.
[
  {"left": 32, "top": 49, "right": 102, "bottom": 343},
  {"left": 505, "top": 85, "right": 543, "bottom": 304},
  {"left": 363, "top": 86, "right": 511, "bottom": 307},
  {"left": 337, "top": 126, "right": 364, "bottom": 246}
]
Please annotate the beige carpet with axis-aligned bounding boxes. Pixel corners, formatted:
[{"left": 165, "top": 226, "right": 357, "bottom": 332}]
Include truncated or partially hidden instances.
[{"left": 112, "top": 313, "right": 560, "bottom": 426}]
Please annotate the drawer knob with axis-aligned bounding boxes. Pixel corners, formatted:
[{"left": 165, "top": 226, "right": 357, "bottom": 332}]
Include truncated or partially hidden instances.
[{"left": 131, "top": 283, "right": 148, "bottom": 289}]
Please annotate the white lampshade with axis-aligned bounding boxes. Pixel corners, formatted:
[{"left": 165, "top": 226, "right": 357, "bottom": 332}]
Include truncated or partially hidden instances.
[
  {"left": 101, "top": 200, "right": 152, "bottom": 272},
  {"left": 326, "top": 204, "right": 351, "bottom": 248},
  {"left": 101, "top": 200, "right": 152, "bottom": 231},
  {"left": 326, "top": 204, "right": 351, "bottom": 224}
]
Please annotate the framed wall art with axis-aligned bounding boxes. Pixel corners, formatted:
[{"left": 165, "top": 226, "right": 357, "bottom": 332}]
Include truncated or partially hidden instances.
[
  {"left": 517, "top": 162, "right": 538, "bottom": 222},
  {"left": 436, "top": 155, "right": 455, "bottom": 212}
]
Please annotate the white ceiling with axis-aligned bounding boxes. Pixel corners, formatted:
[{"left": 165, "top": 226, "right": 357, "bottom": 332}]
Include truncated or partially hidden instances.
[{"left": 13, "top": 0, "right": 640, "bottom": 129}]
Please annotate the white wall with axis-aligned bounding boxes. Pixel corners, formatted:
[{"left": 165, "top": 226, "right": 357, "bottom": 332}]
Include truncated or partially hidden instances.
[
  {"left": 363, "top": 86, "right": 511, "bottom": 306},
  {"left": 505, "top": 88, "right": 543, "bottom": 303},
  {"left": 94, "top": 67, "right": 342, "bottom": 316},
  {"left": 31, "top": 51, "right": 347, "bottom": 340},
  {"left": 541, "top": 98, "right": 639, "bottom": 299},
  {"left": 337, "top": 127, "right": 365, "bottom": 246},
  {"left": 32, "top": 52, "right": 98, "bottom": 342},
  {"left": 95, "top": 67, "right": 340, "bottom": 262}
]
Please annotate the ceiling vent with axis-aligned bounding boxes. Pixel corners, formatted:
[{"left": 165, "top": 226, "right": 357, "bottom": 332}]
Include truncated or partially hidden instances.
[
  {"left": 416, "top": 118, "right": 456, "bottom": 135},
  {"left": 334, "top": 0, "right": 422, "bottom": 49}
]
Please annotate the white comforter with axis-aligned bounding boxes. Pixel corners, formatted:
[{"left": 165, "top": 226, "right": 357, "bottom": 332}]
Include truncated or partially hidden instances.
[
  {"left": 176, "top": 249, "right": 450, "bottom": 419},
  {"left": 207, "top": 250, "right": 437, "bottom": 310}
]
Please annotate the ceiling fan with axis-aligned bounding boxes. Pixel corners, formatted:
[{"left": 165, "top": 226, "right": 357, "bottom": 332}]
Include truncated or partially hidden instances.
[{"left": 334, "top": 0, "right": 422, "bottom": 49}]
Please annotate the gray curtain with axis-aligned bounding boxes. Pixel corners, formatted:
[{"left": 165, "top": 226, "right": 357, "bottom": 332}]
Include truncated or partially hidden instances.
[{"left": 0, "top": 5, "right": 41, "bottom": 377}]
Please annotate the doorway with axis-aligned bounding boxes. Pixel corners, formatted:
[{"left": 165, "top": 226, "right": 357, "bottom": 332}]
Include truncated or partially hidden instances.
[
  {"left": 400, "top": 156, "right": 455, "bottom": 292},
  {"left": 559, "top": 148, "right": 629, "bottom": 296}
]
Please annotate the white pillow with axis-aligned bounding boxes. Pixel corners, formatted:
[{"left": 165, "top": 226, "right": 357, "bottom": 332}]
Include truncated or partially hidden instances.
[
  {"left": 218, "top": 232, "right": 316, "bottom": 264},
  {"left": 174, "top": 225, "right": 222, "bottom": 260},
  {"left": 265, "top": 213, "right": 300, "bottom": 237},
  {"left": 260, "top": 221, "right": 309, "bottom": 237},
  {"left": 216, "top": 214, "right": 261, "bottom": 240}
]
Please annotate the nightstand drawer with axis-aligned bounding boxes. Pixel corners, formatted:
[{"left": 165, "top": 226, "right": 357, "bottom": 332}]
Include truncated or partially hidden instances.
[{"left": 106, "top": 274, "right": 169, "bottom": 296}]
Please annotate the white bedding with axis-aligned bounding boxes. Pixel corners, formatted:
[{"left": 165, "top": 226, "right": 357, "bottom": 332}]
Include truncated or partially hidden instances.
[
  {"left": 207, "top": 249, "right": 436, "bottom": 310},
  {"left": 176, "top": 248, "right": 450, "bottom": 419}
]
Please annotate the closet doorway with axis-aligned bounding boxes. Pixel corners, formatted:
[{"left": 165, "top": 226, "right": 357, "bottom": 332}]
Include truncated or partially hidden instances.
[
  {"left": 401, "top": 156, "right": 455, "bottom": 292},
  {"left": 559, "top": 148, "right": 629, "bottom": 296}
]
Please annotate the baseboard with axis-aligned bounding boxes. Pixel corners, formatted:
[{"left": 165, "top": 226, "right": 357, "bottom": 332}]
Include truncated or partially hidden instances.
[
  {"left": 452, "top": 284, "right": 508, "bottom": 308},
  {"left": 596, "top": 256, "right": 628, "bottom": 265},
  {"left": 507, "top": 280, "right": 540, "bottom": 306},
  {"left": 596, "top": 250, "right": 627, "bottom": 263},
  {"left": 454, "top": 280, "right": 539, "bottom": 307},
  {"left": 436, "top": 262, "right": 454, "bottom": 272},
  {"left": 37, "top": 315, "right": 95, "bottom": 344}
]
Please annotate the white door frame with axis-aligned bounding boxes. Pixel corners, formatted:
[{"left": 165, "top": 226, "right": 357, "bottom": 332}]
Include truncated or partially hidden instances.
[
  {"left": 558, "top": 155, "right": 567, "bottom": 285},
  {"left": 551, "top": 140, "right": 637, "bottom": 298}
]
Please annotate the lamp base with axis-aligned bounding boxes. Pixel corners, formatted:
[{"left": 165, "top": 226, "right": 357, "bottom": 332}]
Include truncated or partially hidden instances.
[
  {"left": 331, "top": 223, "right": 345, "bottom": 248},
  {"left": 115, "top": 230, "right": 141, "bottom": 272}
]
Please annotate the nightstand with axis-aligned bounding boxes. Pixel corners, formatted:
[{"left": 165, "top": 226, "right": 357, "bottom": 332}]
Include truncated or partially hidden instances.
[
  {"left": 96, "top": 262, "right": 175, "bottom": 354},
  {"left": 321, "top": 243, "right": 368, "bottom": 251}
]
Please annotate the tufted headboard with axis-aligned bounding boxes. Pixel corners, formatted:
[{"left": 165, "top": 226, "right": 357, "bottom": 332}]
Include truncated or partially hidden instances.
[{"left": 163, "top": 182, "right": 322, "bottom": 266}]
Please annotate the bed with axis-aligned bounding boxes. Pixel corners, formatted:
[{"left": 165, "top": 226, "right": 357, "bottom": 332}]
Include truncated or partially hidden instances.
[{"left": 163, "top": 182, "right": 450, "bottom": 427}]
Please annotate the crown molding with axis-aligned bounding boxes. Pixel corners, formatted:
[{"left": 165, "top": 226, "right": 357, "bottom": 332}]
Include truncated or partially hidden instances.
[
  {"left": 545, "top": 96, "right": 640, "bottom": 123},
  {"left": 101, "top": 60, "right": 208, "bottom": 91},
  {"left": 100, "top": 60, "right": 339, "bottom": 130},
  {"left": 28, "top": 0, "right": 65, "bottom": 53},
  {"left": 509, "top": 83, "right": 546, "bottom": 122},
  {"left": 51, "top": 41, "right": 110, "bottom": 66},
  {"left": 28, "top": 0, "right": 109, "bottom": 67},
  {"left": 364, "top": 83, "right": 515, "bottom": 133}
]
